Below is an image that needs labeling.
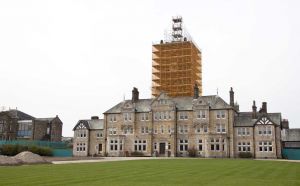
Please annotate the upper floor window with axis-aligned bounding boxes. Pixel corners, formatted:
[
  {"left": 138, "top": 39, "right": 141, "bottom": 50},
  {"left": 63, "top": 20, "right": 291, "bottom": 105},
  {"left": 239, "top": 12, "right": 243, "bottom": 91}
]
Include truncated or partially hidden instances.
[
  {"left": 179, "top": 112, "right": 188, "bottom": 120},
  {"left": 109, "top": 127, "right": 117, "bottom": 135},
  {"left": 77, "top": 130, "right": 87, "bottom": 138},
  {"left": 258, "top": 126, "right": 272, "bottom": 135},
  {"left": 179, "top": 125, "right": 188, "bottom": 134},
  {"left": 96, "top": 132, "right": 103, "bottom": 138},
  {"left": 203, "top": 125, "right": 208, "bottom": 133},
  {"left": 158, "top": 99, "right": 167, "bottom": 105},
  {"left": 216, "top": 110, "right": 226, "bottom": 119},
  {"left": 123, "top": 127, "right": 133, "bottom": 135},
  {"left": 140, "top": 113, "right": 149, "bottom": 121},
  {"left": 237, "top": 128, "right": 250, "bottom": 136},
  {"left": 154, "top": 112, "right": 172, "bottom": 121},
  {"left": 216, "top": 124, "right": 226, "bottom": 133},
  {"left": 123, "top": 113, "right": 132, "bottom": 122},
  {"left": 195, "top": 126, "right": 201, "bottom": 133},
  {"left": 141, "top": 126, "right": 149, "bottom": 134},
  {"left": 197, "top": 110, "right": 206, "bottom": 119},
  {"left": 109, "top": 115, "right": 117, "bottom": 122}
]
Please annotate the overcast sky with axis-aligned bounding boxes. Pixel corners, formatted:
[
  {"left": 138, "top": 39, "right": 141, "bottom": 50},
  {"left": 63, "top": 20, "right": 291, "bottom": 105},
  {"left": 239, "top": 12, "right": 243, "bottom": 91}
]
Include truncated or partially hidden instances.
[{"left": 0, "top": 0, "right": 299, "bottom": 137}]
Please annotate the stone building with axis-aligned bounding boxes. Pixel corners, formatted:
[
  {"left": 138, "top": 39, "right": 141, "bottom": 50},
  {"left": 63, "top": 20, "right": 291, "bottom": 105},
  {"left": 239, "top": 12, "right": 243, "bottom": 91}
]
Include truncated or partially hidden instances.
[
  {"left": 0, "top": 109, "right": 63, "bottom": 142},
  {"left": 72, "top": 86, "right": 286, "bottom": 158},
  {"left": 73, "top": 116, "right": 105, "bottom": 156}
]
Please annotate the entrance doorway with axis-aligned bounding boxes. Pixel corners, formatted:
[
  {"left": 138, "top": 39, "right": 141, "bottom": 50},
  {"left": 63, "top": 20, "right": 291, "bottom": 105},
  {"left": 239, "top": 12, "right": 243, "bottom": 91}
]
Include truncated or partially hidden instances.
[
  {"left": 98, "top": 144, "right": 102, "bottom": 153},
  {"left": 159, "top": 143, "right": 166, "bottom": 155}
]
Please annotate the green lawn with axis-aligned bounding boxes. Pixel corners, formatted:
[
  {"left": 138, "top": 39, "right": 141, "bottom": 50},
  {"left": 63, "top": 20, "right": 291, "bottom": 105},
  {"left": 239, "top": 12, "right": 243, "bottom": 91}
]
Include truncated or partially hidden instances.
[{"left": 0, "top": 159, "right": 300, "bottom": 186}]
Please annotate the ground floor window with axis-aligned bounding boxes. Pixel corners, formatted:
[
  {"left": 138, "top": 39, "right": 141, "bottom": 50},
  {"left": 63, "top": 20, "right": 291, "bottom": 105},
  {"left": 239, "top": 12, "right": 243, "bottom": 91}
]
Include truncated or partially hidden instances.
[
  {"left": 210, "top": 138, "right": 225, "bottom": 151},
  {"left": 134, "top": 140, "right": 147, "bottom": 152},
  {"left": 76, "top": 143, "right": 86, "bottom": 152},
  {"left": 259, "top": 141, "right": 272, "bottom": 152},
  {"left": 238, "top": 142, "right": 251, "bottom": 152},
  {"left": 110, "top": 139, "right": 123, "bottom": 151},
  {"left": 179, "top": 139, "right": 188, "bottom": 151}
]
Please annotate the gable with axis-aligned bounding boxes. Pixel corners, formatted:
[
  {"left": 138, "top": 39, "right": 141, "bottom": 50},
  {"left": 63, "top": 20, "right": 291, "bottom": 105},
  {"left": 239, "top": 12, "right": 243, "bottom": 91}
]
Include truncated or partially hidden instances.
[
  {"left": 255, "top": 116, "right": 274, "bottom": 125},
  {"left": 73, "top": 120, "right": 89, "bottom": 131}
]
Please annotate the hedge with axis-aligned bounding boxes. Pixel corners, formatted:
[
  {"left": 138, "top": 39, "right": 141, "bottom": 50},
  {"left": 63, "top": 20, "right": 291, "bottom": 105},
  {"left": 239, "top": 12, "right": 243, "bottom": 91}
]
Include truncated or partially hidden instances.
[{"left": 0, "top": 144, "right": 53, "bottom": 156}]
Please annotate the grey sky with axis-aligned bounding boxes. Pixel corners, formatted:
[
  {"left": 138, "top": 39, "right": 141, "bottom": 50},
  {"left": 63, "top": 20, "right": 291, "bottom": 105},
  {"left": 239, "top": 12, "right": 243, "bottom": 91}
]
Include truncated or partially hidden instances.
[{"left": 0, "top": 0, "right": 299, "bottom": 137}]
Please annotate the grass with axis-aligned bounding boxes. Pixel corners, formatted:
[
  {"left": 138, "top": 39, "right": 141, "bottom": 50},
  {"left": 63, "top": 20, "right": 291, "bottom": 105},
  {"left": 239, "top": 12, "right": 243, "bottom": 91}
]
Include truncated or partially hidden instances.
[{"left": 0, "top": 159, "right": 300, "bottom": 186}]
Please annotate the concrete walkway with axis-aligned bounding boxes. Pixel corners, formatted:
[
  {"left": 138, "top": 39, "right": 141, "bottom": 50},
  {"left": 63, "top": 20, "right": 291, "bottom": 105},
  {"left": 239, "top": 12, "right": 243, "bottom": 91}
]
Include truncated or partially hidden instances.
[
  {"left": 52, "top": 157, "right": 300, "bottom": 164},
  {"left": 52, "top": 157, "right": 167, "bottom": 164}
]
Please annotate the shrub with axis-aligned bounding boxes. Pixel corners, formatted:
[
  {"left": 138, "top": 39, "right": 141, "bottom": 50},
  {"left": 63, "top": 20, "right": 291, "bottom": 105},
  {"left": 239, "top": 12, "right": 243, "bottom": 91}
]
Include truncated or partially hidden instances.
[
  {"left": 238, "top": 152, "right": 253, "bottom": 158},
  {"left": 188, "top": 148, "right": 197, "bottom": 157},
  {"left": 130, "top": 151, "right": 144, "bottom": 157},
  {"left": 0, "top": 144, "right": 53, "bottom": 156}
]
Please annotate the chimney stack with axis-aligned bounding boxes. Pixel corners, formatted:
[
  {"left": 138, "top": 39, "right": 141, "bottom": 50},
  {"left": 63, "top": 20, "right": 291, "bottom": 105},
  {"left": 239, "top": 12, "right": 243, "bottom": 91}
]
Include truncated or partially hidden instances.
[
  {"left": 259, "top": 102, "right": 267, "bottom": 114},
  {"left": 282, "top": 119, "right": 289, "bottom": 129},
  {"left": 252, "top": 101, "right": 257, "bottom": 119},
  {"left": 132, "top": 87, "right": 139, "bottom": 103},
  {"left": 193, "top": 83, "right": 199, "bottom": 99},
  {"left": 229, "top": 87, "right": 234, "bottom": 107}
]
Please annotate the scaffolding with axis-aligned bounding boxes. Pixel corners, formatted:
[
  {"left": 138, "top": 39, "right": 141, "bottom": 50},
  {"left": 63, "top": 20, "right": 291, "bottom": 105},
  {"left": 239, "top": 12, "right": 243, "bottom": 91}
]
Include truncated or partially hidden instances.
[{"left": 152, "top": 17, "right": 202, "bottom": 97}]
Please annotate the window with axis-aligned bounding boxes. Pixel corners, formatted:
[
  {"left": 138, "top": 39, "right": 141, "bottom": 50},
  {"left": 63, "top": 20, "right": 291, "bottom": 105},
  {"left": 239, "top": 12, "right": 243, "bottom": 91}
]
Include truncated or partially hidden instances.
[
  {"left": 96, "top": 132, "right": 103, "bottom": 138},
  {"left": 109, "top": 115, "right": 117, "bottom": 122},
  {"left": 258, "top": 126, "right": 272, "bottom": 136},
  {"left": 140, "top": 113, "right": 149, "bottom": 121},
  {"left": 216, "top": 110, "right": 226, "bottom": 119},
  {"left": 179, "top": 125, "right": 188, "bottom": 134},
  {"left": 76, "top": 143, "right": 86, "bottom": 152},
  {"left": 154, "top": 126, "right": 158, "bottom": 134},
  {"left": 77, "top": 130, "right": 87, "bottom": 138},
  {"left": 134, "top": 140, "right": 147, "bottom": 152},
  {"left": 159, "top": 99, "right": 167, "bottom": 105},
  {"left": 203, "top": 125, "right": 208, "bottom": 133},
  {"left": 109, "top": 127, "right": 117, "bottom": 135},
  {"left": 141, "top": 126, "right": 149, "bottom": 134},
  {"left": 160, "top": 125, "right": 164, "bottom": 134},
  {"left": 197, "top": 110, "right": 206, "bottom": 119},
  {"left": 17, "top": 121, "right": 33, "bottom": 137},
  {"left": 179, "top": 139, "right": 188, "bottom": 151},
  {"left": 198, "top": 139, "right": 203, "bottom": 151},
  {"left": 237, "top": 142, "right": 251, "bottom": 152},
  {"left": 168, "top": 126, "right": 171, "bottom": 134},
  {"left": 210, "top": 139, "right": 221, "bottom": 151},
  {"left": 216, "top": 124, "right": 226, "bottom": 133},
  {"left": 259, "top": 141, "right": 272, "bottom": 152},
  {"left": 195, "top": 126, "right": 201, "bottom": 133},
  {"left": 123, "top": 127, "right": 133, "bottom": 135},
  {"left": 123, "top": 113, "right": 132, "bottom": 121},
  {"left": 154, "top": 143, "right": 157, "bottom": 150},
  {"left": 179, "top": 112, "right": 188, "bottom": 120},
  {"left": 110, "top": 139, "right": 123, "bottom": 151},
  {"left": 237, "top": 128, "right": 250, "bottom": 136}
]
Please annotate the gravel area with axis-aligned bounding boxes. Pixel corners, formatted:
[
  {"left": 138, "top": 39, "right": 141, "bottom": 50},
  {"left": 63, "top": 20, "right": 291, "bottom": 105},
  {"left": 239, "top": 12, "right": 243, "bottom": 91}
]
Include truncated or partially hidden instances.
[{"left": 0, "top": 151, "right": 48, "bottom": 166}]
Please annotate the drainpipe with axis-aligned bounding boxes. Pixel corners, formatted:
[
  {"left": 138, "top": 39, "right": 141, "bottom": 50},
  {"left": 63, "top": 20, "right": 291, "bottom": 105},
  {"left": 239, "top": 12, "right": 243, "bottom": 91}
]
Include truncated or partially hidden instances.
[
  {"left": 175, "top": 107, "right": 178, "bottom": 157},
  {"left": 227, "top": 109, "right": 230, "bottom": 158}
]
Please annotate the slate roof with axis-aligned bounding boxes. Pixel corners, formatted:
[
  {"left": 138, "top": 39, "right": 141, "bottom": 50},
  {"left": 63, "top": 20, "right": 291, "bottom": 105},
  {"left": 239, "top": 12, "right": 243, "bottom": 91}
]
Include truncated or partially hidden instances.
[
  {"left": 35, "top": 118, "right": 55, "bottom": 122},
  {"left": 104, "top": 95, "right": 232, "bottom": 114},
  {"left": 73, "top": 119, "right": 104, "bottom": 130},
  {"left": 234, "top": 112, "right": 282, "bottom": 127},
  {"left": 5, "top": 109, "right": 35, "bottom": 120}
]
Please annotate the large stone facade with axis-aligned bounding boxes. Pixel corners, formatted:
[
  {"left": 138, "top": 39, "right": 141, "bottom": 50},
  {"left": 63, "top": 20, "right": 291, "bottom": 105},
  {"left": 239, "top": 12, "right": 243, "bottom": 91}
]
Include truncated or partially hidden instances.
[
  {"left": 72, "top": 87, "right": 286, "bottom": 159},
  {"left": 0, "top": 109, "right": 63, "bottom": 142}
]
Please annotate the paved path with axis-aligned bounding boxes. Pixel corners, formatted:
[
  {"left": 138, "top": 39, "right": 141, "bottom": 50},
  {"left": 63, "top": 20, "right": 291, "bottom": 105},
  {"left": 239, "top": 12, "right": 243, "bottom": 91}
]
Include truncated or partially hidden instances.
[
  {"left": 52, "top": 157, "right": 300, "bottom": 164},
  {"left": 52, "top": 157, "right": 167, "bottom": 164}
]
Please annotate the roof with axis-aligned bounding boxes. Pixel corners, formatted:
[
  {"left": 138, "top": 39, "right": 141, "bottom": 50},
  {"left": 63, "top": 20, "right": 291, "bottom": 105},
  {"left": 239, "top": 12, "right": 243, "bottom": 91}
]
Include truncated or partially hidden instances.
[
  {"left": 104, "top": 95, "right": 232, "bottom": 114},
  {"left": 4, "top": 109, "right": 35, "bottom": 120},
  {"left": 73, "top": 119, "right": 104, "bottom": 131},
  {"left": 35, "top": 118, "right": 55, "bottom": 122},
  {"left": 234, "top": 112, "right": 281, "bottom": 127},
  {"left": 282, "top": 129, "right": 300, "bottom": 142}
]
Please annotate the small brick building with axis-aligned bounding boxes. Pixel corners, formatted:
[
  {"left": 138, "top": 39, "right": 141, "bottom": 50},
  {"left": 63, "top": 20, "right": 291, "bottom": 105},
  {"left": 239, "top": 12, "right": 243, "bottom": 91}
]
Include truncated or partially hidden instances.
[{"left": 0, "top": 109, "right": 63, "bottom": 142}]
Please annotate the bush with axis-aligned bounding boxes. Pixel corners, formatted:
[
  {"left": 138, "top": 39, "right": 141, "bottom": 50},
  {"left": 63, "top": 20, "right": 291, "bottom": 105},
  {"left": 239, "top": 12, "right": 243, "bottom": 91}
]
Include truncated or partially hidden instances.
[
  {"left": 188, "top": 148, "right": 197, "bottom": 157},
  {"left": 238, "top": 152, "right": 253, "bottom": 158},
  {"left": 0, "top": 144, "right": 53, "bottom": 156},
  {"left": 130, "top": 151, "right": 144, "bottom": 157}
]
